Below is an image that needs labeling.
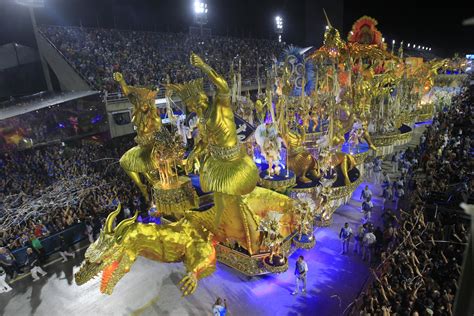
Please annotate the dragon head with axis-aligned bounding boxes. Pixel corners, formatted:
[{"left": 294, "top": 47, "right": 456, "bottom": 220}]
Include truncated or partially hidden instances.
[{"left": 75, "top": 204, "right": 138, "bottom": 295}]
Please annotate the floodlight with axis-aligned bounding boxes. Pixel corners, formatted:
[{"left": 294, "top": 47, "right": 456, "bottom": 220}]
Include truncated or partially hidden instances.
[
  {"left": 15, "top": 0, "right": 44, "bottom": 7},
  {"left": 275, "top": 16, "right": 283, "bottom": 33},
  {"left": 194, "top": 1, "right": 207, "bottom": 14}
]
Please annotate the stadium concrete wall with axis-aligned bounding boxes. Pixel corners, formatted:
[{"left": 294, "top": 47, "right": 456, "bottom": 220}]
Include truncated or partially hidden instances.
[
  {"left": 36, "top": 30, "right": 91, "bottom": 92},
  {"left": 106, "top": 100, "right": 135, "bottom": 138}
]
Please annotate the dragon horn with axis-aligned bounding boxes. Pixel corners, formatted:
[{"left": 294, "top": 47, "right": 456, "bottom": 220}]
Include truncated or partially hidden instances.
[
  {"left": 105, "top": 203, "right": 121, "bottom": 234},
  {"left": 114, "top": 211, "right": 138, "bottom": 240}
]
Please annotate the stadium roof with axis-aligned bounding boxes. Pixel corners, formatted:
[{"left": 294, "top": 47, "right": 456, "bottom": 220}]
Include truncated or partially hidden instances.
[
  {"left": 0, "top": 90, "right": 100, "bottom": 120},
  {"left": 0, "top": 43, "right": 39, "bottom": 70}
]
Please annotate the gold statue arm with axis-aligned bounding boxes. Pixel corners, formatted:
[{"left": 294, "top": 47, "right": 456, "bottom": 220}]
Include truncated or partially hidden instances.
[
  {"left": 190, "top": 53, "right": 229, "bottom": 94},
  {"left": 280, "top": 134, "right": 289, "bottom": 149},
  {"left": 113, "top": 72, "right": 132, "bottom": 96},
  {"left": 185, "top": 136, "right": 208, "bottom": 174},
  {"left": 192, "top": 137, "right": 208, "bottom": 159},
  {"left": 297, "top": 124, "right": 307, "bottom": 142}
]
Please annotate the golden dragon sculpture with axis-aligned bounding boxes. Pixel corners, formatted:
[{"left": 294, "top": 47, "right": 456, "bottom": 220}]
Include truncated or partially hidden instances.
[{"left": 75, "top": 204, "right": 216, "bottom": 296}]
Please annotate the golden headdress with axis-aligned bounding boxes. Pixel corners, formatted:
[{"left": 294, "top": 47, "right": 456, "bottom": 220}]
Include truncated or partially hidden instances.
[
  {"left": 167, "top": 78, "right": 205, "bottom": 105},
  {"left": 126, "top": 86, "right": 158, "bottom": 102}
]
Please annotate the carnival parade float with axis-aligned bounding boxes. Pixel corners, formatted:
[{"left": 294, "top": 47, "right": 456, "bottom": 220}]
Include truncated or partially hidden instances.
[{"left": 74, "top": 15, "right": 464, "bottom": 296}]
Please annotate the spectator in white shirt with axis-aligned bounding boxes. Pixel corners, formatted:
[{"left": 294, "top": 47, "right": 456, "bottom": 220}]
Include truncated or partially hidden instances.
[{"left": 212, "top": 297, "right": 228, "bottom": 316}]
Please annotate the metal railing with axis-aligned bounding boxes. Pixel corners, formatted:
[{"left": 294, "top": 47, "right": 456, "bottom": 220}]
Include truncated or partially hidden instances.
[
  {"left": 105, "top": 77, "right": 261, "bottom": 104},
  {"left": 11, "top": 223, "right": 87, "bottom": 267}
]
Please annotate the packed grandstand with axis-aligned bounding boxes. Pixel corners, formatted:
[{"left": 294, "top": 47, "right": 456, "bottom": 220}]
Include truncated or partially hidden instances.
[{"left": 39, "top": 25, "right": 286, "bottom": 92}]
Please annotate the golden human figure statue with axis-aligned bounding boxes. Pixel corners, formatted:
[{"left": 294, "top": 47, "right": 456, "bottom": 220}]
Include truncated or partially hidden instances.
[
  {"left": 254, "top": 96, "right": 267, "bottom": 124},
  {"left": 302, "top": 111, "right": 319, "bottom": 133},
  {"left": 169, "top": 53, "right": 259, "bottom": 195},
  {"left": 297, "top": 211, "right": 313, "bottom": 241},
  {"left": 113, "top": 72, "right": 163, "bottom": 202},
  {"left": 257, "top": 211, "right": 287, "bottom": 264}
]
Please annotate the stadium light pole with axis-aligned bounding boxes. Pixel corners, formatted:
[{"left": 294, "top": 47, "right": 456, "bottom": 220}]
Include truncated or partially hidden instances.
[
  {"left": 15, "top": 0, "right": 53, "bottom": 91},
  {"left": 274, "top": 16, "right": 283, "bottom": 43},
  {"left": 193, "top": 0, "right": 208, "bottom": 36}
]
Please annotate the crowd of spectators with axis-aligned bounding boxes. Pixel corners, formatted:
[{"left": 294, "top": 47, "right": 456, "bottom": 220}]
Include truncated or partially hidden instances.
[
  {"left": 354, "top": 86, "right": 473, "bottom": 315},
  {"left": 39, "top": 25, "right": 285, "bottom": 92},
  {"left": 0, "top": 135, "right": 143, "bottom": 260}
]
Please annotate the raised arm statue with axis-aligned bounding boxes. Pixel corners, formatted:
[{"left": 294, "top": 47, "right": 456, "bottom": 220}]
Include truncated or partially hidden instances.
[
  {"left": 169, "top": 53, "right": 258, "bottom": 196},
  {"left": 114, "top": 72, "right": 162, "bottom": 202}
]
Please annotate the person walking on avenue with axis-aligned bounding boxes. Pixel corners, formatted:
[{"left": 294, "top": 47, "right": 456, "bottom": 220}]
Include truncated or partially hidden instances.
[
  {"left": 373, "top": 157, "right": 383, "bottom": 184},
  {"left": 31, "top": 235, "right": 46, "bottom": 263},
  {"left": 391, "top": 151, "right": 399, "bottom": 172},
  {"left": 339, "top": 223, "right": 352, "bottom": 254},
  {"left": 0, "top": 247, "right": 23, "bottom": 280},
  {"left": 354, "top": 224, "right": 365, "bottom": 254},
  {"left": 362, "top": 197, "right": 374, "bottom": 223},
  {"left": 0, "top": 267, "right": 12, "bottom": 293},
  {"left": 360, "top": 185, "right": 373, "bottom": 212},
  {"left": 382, "top": 171, "right": 391, "bottom": 188},
  {"left": 58, "top": 234, "right": 75, "bottom": 262},
  {"left": 26, "top": 248, "right": 47, "bottom": 282},
  {"left": 292, "top": 256, "right": 308, "bottom": 295},
  {"left": 85, "top": 220, "right": 94, "bottom": 243},
  {"left": 382, "top": 184, "right": 393, "bottom": 210},
  {"left": 364, "top": 159, "right": 373, "bottom": 180},
  {"left": 212, "top": 297, "right": 228, "bottom": 316}
]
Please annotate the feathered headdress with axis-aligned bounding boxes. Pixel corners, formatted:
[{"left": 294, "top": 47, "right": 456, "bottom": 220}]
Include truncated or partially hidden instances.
[
  {"left": 296, "top": 193, "right": 316, "bottom": 213},
  {"left": 282, "top": 45, "right": 315, "bottom": 96},
  {"left": 167, "top": 78, "right": 205, "bottom": 105},
  {"left": 348, "top": 16, "right": 384, "bottom": 48},
  {"left": 127, "top": 86, "right": 158, "bottom": 101}
]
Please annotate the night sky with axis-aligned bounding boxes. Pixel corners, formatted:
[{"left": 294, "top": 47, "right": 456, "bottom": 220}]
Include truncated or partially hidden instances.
[
  {"left": 343, "top": 1, "right": 474, "bottom": 56},
  {"left": 0, "top": 0, "right": 473, "bottom": 56}
]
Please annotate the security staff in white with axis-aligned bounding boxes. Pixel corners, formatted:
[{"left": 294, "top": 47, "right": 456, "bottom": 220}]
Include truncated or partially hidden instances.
[
  {"left": 339, "top": 222, "right": 353, "bottom": 254},
  {"left": 292, "top": 256, "right": 308, "bottom": 295}
]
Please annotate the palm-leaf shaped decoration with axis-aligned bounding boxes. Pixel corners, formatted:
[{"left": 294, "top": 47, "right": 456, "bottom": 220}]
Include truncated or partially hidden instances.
[{"left": 282, "top": 45, "right": 315, "bottom": 97}]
